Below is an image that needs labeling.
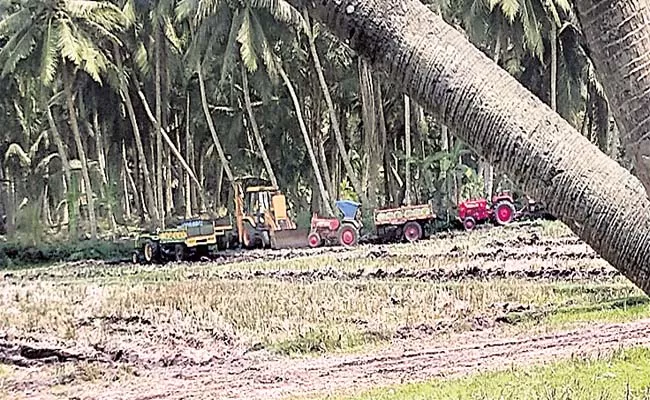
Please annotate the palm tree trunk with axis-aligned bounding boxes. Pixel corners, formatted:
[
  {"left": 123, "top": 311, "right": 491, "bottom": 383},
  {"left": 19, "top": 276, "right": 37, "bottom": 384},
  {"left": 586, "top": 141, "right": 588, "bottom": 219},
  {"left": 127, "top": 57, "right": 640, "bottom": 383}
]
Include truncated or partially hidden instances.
[
  {"left": 121, "top": 142, "right": 132, "bottom": 220},
  {"left": 299, "top": 0, "right": 650, "bottom": 295},
  {"left": 63, "top": 65, "right": 97, "bottom": 239},
  {"left": 279, "top": 65, "right": 334, "bottom": 216},
  {"left": 155, "top": 27, "right": 164, "bottom": 227},
  {"left": 550, "top": 23, "right": 557, "bottom": 112},
  {"left": 45, "top": 103, "right": 75, "bottom": 230},
  {"left": 575, "top": 0, "right": 650, "bottom": 195},
  {"left": 197, "top": 60, "right": 234, "bottom": 184},
  {"left": 358, "top": 58, "right": 375, "bottom": 202},
  {"left": 92, "top": 108, "right": 117, "bottom": 233},
  {"left": 185, "top": 95, "right": 192, "bottom": 219},
  {"left": 305, "top": 9, "right": 367, "bottom": 205},
  {"left": 135, "top": 87, "right": 207, "bottom": 203},
  {"left": 404, "top": 94, "right": 411, "bottom": 205},
  {"left": 113, "top": 44, "right": 157, "bottom": 226},
  {"left": 482, "top": 34, "right": 501, "bottom": 198},
  {"left": 241, "top": 64, "right": 278, "bottom": 187}
]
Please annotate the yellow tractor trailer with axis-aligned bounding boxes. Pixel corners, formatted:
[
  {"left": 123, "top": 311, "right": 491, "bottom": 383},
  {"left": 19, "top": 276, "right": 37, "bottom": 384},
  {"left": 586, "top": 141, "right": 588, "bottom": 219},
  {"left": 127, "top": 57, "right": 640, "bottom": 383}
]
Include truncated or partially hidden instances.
[{"left": 133, "top": 217, "right": 234, "bottom": 263}]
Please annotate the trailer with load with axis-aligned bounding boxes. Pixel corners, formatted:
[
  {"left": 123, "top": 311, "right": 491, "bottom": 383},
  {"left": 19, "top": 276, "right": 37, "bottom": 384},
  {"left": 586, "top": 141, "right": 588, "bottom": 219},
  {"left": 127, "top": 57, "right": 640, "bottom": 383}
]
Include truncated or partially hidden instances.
[
  {"left": 374, "top": 203, "right": 437, "bottom": 243},
  {"left": 308, "top": 200, "right": 437, "bottom": 248}
]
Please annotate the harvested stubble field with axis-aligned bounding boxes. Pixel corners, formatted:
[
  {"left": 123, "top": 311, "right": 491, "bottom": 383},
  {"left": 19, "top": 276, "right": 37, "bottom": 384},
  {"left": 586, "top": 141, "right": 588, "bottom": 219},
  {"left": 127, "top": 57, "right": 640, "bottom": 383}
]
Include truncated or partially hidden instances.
[{"left": 1, "top": 221, "right": 649, "bottom": 400}]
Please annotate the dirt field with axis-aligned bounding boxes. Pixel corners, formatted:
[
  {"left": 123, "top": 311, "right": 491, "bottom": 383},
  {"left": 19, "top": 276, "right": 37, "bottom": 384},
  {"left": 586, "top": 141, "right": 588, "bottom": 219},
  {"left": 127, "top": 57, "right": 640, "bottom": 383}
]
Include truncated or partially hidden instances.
[{"left": 0, "top": 221, "right": 648, "bottom": 399}]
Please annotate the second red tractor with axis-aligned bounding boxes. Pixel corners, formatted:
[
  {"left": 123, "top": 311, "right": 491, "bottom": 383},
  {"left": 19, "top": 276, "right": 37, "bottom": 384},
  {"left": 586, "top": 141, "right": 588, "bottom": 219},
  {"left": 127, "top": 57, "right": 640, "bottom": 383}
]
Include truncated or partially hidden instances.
[{"left": 457, "top": 192, "right": 516, "bottom": 231}]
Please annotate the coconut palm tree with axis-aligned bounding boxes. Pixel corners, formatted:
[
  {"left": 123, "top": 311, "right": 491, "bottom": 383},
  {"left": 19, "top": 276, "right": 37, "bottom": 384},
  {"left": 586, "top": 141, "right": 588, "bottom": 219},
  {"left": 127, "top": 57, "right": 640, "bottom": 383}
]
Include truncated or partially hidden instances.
[
  {"left": 0, "top": 0, "right": 129, "bottom": 239},
  {"left": 295, "top": 0, "right": 650, "bottom": 296},
  {"left": 574, "top": 0, "right": 650, "bottom": 194}
]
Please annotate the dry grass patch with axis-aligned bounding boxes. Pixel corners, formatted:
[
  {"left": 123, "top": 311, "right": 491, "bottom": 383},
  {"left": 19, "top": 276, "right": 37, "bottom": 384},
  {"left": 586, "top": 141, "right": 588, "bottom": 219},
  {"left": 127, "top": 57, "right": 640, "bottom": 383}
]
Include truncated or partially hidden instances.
[{"left": 0, "top": 276, "right": 643, "bottom": 355}]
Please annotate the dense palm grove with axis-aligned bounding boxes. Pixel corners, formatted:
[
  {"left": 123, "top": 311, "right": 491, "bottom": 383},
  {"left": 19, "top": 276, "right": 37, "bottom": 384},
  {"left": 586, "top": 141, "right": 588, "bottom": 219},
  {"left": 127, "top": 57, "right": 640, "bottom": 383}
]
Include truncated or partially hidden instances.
[{"left": 0, "top": 0, "right": 622, "bottom": 242}]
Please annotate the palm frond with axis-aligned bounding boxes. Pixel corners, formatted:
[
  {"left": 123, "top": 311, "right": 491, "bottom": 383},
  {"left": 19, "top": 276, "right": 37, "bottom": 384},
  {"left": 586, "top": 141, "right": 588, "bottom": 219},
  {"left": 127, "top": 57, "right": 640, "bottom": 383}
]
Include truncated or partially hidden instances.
[
  {"left": 175, "top": 0, "right": 198, "bottom": 22},
  {"left": 250, "top": 11, "right": 279, "bottom": 82},
  {"left": 40, "top": 18, "right": 59, "bottom": 86},
  {"left": 237, "top": 9, "right": 258, "bottom": 72},
  {"left": 66, "top": 0, "right": 127, "bottom": 31},
  {"left": 57, "top": 19, "right": 84, "bottom": 67},
  {"left": 520, "top": 0, "right": 543, "bottom": 60},
  {"left": 122, "top": 0, "right": 136, "bottom": 28},
  {"left": 134, "top": 41, "right": 150, "bottom": 76},
  {"left": 163, "top": 15, "right": 183, "bottom": 53},
  {"left": 35, "top": 153, "right": 60, "bottom": 173},
  {"left": 0, "top": 25, "right": 36, "bottom": 77},
  {"left": 196, "top": 0, "right": 224, "bottom": 25},
  {"left": 219, "top": 9, "right": 243, "bottom": 86},
  {"left": 498, "top": 0, "right": 519, "bottom": 22},
  {"left": 29, "top": 129, "right": 48, "bottom": 160},
  {"left": 250, "top": 0, "right": 308, "bottom": 33},
  {"left": 554, "top": 0, "right": 571, "bottom": 13},
  {"left": 0, "top": 8, "right": 30, "bottom": 37},
  {"left": 4, "top": 143, "right": 31, "bottom": 166}
]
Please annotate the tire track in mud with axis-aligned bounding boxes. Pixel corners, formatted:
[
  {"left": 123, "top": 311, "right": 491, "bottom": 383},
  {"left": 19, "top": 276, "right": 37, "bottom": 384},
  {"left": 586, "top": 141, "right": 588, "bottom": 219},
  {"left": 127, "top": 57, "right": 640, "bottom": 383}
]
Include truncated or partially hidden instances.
[
  {"left": 59, "top": 319, "right": 650, "bottom": 400},
  {"left": 203, "top": 262, "right": 618, "bottom": 283}
]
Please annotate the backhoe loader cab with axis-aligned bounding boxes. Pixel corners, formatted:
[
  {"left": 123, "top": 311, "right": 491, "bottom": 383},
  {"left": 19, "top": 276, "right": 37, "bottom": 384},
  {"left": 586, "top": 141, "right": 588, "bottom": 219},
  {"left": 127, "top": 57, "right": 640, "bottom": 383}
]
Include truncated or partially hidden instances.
[{"left": 233, "top": 177, "right": 306, "bottom": 249}]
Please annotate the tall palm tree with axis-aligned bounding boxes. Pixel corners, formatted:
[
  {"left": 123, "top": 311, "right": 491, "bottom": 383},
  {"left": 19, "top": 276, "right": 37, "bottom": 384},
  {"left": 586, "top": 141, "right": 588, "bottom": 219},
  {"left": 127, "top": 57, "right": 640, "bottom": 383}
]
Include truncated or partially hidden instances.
[
  {"left": 0, "top": 0, "right": 129, "bottom": 239},
  {"left": 574, "top": 0, "right": 650, "bottom": 194},
  {"left": 179, "top": 0, "right": 335, "bottom": 215},
  {"left": 296, "top": 0, "right": 650, "bottom": 296}
]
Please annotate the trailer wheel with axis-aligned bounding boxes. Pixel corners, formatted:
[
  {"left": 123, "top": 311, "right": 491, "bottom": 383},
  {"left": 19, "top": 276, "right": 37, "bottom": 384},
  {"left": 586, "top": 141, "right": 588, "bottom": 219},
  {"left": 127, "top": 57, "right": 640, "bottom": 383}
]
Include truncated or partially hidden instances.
[
  {"left": 494, "top": 201, "right": 515, "bottom": 225},
  {"left": 338, "top": 224, "right": 359, "bottom": 247},
  {"left": 132, "top": 251, "right": 140, "bottom": 264},
  {"left": 143, "top": 240, "right": 159, "bottom": 263},
  {"left": 308, "top": 232, "right": 322, "bottom": 248},
  {"left": 173, "top": 244, "right": 186, "bottom": 262},
  {"left": 403, "top": 221, "right": 423, "bottom": 242},
  {"left": 463, "top": 216, "right": 476, "bottom": 231}
]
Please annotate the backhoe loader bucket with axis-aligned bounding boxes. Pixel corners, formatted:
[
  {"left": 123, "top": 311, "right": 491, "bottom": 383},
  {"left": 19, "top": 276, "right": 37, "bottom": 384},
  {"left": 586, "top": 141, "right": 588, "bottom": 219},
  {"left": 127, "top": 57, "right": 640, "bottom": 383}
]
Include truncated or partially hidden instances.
[{"left": 271, "top": 228, "right": 311, "bottom": 249}]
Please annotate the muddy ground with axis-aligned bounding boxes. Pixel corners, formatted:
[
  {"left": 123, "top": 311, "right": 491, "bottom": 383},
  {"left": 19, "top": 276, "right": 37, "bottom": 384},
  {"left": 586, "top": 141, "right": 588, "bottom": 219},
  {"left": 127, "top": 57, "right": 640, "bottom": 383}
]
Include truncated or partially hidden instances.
[{"left": 0, "top": 222, "right": 647, "bottom": 400}]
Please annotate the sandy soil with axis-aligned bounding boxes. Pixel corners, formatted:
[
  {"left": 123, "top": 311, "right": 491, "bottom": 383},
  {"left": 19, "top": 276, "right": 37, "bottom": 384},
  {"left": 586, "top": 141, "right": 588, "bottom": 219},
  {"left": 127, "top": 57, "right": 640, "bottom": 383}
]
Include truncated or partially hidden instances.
[{"left": 14, "top": 318, "right": 648, "bottom": 400}]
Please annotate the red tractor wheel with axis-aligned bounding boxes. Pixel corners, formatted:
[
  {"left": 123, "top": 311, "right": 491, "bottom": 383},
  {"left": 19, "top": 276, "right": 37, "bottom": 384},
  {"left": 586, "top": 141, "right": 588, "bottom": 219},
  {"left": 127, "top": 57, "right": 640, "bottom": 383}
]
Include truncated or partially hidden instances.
[
  {"left": 463, "top": 216, "right": 476, "bottom": 231},
  {"left": 308, "top": 232, "right": 322, "bottom": 248},
  {"left": 338, "top": 224, "right": 359, "bottom": 247},
  {"left": 494, "top": 201, "right": 515, "bottom": 225},
  {"left": 403, "top": 221, "right": 423, "bottom": 242}
]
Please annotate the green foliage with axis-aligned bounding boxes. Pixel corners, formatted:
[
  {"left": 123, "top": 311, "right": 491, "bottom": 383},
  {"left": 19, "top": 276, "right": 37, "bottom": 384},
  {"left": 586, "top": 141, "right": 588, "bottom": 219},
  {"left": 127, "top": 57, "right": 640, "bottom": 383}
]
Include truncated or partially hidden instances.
[
  {"left": 333, "top": 347, "right": 650, "bottom": 400},
  {"left": 339, "top": 179, "right": 359, "bottom": 202},
  {"left": 0, "top": 239, "right": 132, "bottom": 268}
]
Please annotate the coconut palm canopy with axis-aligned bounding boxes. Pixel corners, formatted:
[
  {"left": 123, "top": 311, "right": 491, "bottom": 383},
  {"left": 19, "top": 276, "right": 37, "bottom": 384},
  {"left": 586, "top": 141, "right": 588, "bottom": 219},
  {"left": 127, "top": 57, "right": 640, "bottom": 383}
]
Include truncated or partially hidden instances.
[{"left": 0, "top": 0, "right": 627, "bottom": 248}]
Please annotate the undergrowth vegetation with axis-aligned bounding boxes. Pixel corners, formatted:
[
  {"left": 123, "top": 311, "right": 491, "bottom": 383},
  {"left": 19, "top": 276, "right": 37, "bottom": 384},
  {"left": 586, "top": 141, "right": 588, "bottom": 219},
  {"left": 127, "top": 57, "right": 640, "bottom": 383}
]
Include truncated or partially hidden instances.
[
  {"left": 330, "top": 347, "right": 650, "bottom": 400},
  {"left": 0, "top": 240, "right": 132, "bottom": 268}
]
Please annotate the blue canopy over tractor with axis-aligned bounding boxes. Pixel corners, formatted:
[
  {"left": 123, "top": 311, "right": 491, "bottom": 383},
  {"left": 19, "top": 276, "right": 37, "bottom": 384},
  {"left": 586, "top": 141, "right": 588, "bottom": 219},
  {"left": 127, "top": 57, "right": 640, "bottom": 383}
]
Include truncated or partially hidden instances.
[{"left": 335, "top": 200, "right": 361, "bottom": 220}]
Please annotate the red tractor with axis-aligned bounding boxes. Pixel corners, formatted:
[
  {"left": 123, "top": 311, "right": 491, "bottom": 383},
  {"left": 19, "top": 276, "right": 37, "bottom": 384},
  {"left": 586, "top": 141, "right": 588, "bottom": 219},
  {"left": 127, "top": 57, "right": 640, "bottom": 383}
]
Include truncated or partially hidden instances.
[
  {"left": 457, "top": 192, "right": 516, "bottom": 231},
  {"left": 308, "top": 200, "right": 363, "bottom": 248}
]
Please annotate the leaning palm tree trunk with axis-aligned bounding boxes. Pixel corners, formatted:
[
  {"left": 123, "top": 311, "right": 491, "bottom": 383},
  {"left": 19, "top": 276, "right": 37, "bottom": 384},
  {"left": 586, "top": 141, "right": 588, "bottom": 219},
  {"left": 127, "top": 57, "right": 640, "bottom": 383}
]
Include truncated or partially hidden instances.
[
  {"left": 241, "top": 64, "right": 278, "bottom": 187},
  {"left": 296, "top": 0, "right": 650, "bottom": 295},
  {"left": 63, "top": 66, "right": 97, "bottom": 240},
  {"left": 279, "top": 65, "right": 335, "bottom": 216},
  {"left": 575, "top": 0, "right": 650, "bottom": 196},
  {"left": 135, "top": 87, "right": 208, "bottom": 207},
  {"left": 196, "top": 60, "right": 235, "bottom": 184}
]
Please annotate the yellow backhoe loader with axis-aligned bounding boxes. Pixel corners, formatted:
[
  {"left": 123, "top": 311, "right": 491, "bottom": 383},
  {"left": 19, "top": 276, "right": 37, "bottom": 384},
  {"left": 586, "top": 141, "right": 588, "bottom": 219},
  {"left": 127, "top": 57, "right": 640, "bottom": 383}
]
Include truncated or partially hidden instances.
[{"left": 233, "top": 177, "right": 309, "bottom": 249}]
